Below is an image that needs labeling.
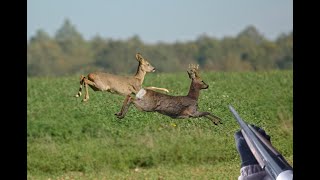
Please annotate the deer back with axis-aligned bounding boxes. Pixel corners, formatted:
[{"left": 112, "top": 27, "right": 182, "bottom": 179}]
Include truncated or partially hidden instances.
[{"left": 88, "top": 72, "right": 140, "bottom": 95}]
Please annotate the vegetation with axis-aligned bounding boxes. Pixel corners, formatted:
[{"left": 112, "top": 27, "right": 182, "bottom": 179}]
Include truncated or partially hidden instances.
[
  {"left": 27, "top": 19, "right": 292, "bottom": 77},
  {"left": 27, "top": 70, "right": 293, "bottom": 179}
]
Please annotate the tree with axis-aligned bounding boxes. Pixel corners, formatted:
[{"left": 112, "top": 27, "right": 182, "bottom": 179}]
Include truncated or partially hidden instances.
[
  {"left": 55, "top": 19, "right": 84, "bottom": 53},
  {"left": 27, "top": 22, "right": 292, "bottom": 76},
  {"left": 275, "top": 32, "right": 293, "bottom": 69},
  {"left": 54, "top": 18, "right": 93, "bottom": 75},
  {"left": 237, "top": 25, "right": 265, "bottom": 44},
  {"left": 27, "top": 30, "right": 64, "bottom": 76}
]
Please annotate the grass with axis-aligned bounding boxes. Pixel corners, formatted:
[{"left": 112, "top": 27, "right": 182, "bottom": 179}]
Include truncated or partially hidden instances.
[{"left": 27, "top": 70, "right": 293, "bottom": 179}]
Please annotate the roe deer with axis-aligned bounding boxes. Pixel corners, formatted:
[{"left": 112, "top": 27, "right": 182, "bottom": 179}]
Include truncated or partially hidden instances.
[
  {"left": 115, "top": 64, "right": 222, "bottom": 125},
  {"left": 75, "top": 53, "right": 169, "bottom": 102}
]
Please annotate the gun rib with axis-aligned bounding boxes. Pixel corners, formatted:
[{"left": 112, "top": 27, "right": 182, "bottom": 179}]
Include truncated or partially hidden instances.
[{"left": 229, "top": 105, "right": 292, "bottom": 180}]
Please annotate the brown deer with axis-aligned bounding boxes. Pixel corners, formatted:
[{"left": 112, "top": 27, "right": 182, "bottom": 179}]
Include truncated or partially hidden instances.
[
  {"left": 75, "top": 53, "right": 169, "bottom": 102},
  {"left": 115, "top": 64, "right": 222, "bottom": 125}
]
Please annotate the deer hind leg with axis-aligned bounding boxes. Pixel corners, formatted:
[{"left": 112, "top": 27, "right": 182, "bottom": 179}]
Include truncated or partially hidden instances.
[
  {"left": 115, "top": 94, "right": 134, "bottom": 119},
  {"left": 191, "top": 111, "right": 222, "bottom": 125},
  {"left": 82, "top": 82, "right": 90, "bottom": 102},
  {"left": 207, "top": 113, "right": 222, "bottom": 125},
  {"left": 81, "top": 77, "right": 96, "bottom": 102},
  {"left": 75, "top": 75, "right": 85, "bottom": 98}
]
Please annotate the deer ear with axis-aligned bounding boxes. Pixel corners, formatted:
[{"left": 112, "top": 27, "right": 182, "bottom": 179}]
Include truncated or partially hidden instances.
[
  {"left": 136, "top": 53, "right": 143, "bottom": 62},
  {"left": 187, "top": 71, "right": 194, "bottom": 79}
]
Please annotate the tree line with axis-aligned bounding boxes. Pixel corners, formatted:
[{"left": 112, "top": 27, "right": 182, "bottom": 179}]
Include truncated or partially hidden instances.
[{"left": 27, "top": 19, "right": 292, "bottom": 77}]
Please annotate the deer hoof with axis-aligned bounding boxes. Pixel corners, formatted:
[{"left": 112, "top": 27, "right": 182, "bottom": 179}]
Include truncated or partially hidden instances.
[
  {"left": 116, "top": 115, "right": 124, "bottom": 119},
  {"left": 75, "top": 92, "right": 82, "bottom": 97},
  {"left": 115, "top": 112, "right": 124, "bottom": 119},
  {"left": 82, "top": 98, "right": 89, "bottom": 102}
]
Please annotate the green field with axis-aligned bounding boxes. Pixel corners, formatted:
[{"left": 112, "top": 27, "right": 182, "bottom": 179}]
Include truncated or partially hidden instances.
[{"left": 27, "top": 70, "right": 293, "bottom": 179}]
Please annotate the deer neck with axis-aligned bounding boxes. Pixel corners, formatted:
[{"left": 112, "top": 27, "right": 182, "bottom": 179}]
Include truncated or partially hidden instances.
[
  {"left": 187, "top": 81, "right": 200, "bottom": 100},
  {"left": 134, "top": 65, "right": 146, "bottom": 84}
]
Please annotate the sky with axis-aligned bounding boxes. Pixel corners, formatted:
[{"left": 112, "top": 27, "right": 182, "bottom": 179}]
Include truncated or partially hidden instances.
[{"left": 27, "top": 0, "right": 292, "bottom": 44}]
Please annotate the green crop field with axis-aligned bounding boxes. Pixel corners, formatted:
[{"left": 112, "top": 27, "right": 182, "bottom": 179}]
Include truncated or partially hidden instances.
[{"left": 27, "top": 70, "right": 293, "bottom": 180}]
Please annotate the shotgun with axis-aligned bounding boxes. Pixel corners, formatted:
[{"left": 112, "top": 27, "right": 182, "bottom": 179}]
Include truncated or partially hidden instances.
[{"left": 229, "top": 105, "right": 293, "bottom": 180}]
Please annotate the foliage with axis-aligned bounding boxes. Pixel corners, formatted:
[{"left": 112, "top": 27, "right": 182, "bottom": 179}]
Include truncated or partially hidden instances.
[
  {"left": 27, "top": 19, "right": 293, "bottom": 77},
  {"left": 27, "top": 70, "right": 293, "bottom": 179}
]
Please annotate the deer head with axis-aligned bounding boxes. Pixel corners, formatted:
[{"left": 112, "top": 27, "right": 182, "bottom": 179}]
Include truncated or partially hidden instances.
[
  {"left": 187, "top": 64, "right": 209, "bottom": 89},
  {"left": 136, "top": 53, "right": 156, "bottom": 73}
]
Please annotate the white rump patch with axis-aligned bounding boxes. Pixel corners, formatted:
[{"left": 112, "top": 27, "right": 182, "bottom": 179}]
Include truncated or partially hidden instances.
[{"left": 136, "top": 88, "right": 146, "bottom": 99}]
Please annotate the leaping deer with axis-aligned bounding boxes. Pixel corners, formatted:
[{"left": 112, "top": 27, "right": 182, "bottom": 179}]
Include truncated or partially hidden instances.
[
  {"left": 75, "top": 53, "right": 169, "bottom": 102},
  {"left": 115, "top": 64, "right": 222, "bottom": 125}
]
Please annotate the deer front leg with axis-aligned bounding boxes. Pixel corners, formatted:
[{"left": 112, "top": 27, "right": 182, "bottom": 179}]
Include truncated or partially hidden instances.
[
  {"left": 115, "top": 94, "right": 131, "bottom": 117},
  {"left": 144, "top": 86, "right": 169, "bottom": 93},
  {"left": 115, "top": 95, "right": 133, "bottom": 119}
]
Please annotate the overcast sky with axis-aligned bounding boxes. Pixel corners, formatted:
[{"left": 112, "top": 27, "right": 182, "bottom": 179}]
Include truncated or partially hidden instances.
[{"left": 27, "top": 0, "right": 292, "bottom": 44}]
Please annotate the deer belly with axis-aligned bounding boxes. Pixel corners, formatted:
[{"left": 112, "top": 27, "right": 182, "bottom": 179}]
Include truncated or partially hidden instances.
[
  {"left": 155, "top": 104, "right": 184, "bottom": 117},
  {"left": 95, "top": 81, "right": 125, "bottom": 95},
  {"left": 93, "top": 81, "right": 110, "bottom": 91}
]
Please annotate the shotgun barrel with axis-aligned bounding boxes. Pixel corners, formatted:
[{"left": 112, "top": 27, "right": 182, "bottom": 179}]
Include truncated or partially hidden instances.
[{"left": 229, "top": 105, "right": 293, "bottom": 180}]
